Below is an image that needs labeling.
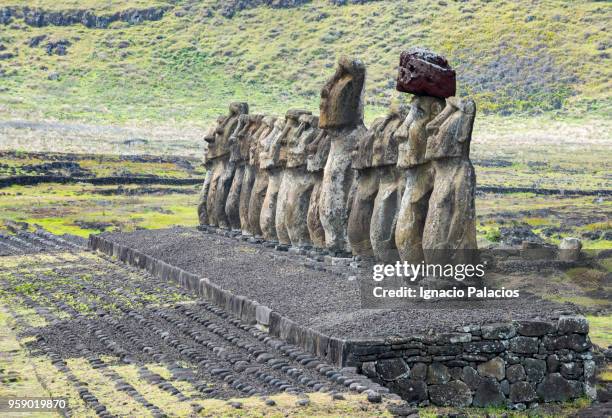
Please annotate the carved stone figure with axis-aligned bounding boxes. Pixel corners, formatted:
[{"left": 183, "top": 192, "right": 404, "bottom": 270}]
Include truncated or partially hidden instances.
[
  {"left": 225, "top": 114, "right": 262, "bottom": 230},
  {"left": 258, "top": 117, "right": 287, "bottom": 242},
  {"left": 347, "top": 118, "right": 382, "bottom": 257},
  {"left": 306, "top": 129, "right": 331, "bottom": 248},
  {"left": 368, "top": 107, "right": 407, "bottom": 262},
  {"left": 422, "top": 96, "right": 477, "bottom": 265},
  {"left": 318, "top": 57, "right": 367, "bottom": 255},
  {"left": 273, "top": 109, "right": 312, "bottom": 245},
  {"left": 239, "top": 115, "right": 269, "bottom": 235},
  {"left": 394, "top": 96, "right": 445, "bottom": 263},
  {"left": 247, "top": 116, "right": 277, "bottom": 237},
  {"left": 197, "top": 124, "right": 217, "bottom": 226},
  {"left": 279, "top": 114, "right": 320, "bottom": 247},
  {"left": 205, "top": 102, "right": 249, "bottom": 229}
]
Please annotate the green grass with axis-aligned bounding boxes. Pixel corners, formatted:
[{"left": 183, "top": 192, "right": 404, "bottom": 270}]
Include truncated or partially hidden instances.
[
  {"left": 586, "top": 315, "right": 612, "bottom": 348},
  {"left": 0, "top": 0, "right": 610, "bottom": 126}
]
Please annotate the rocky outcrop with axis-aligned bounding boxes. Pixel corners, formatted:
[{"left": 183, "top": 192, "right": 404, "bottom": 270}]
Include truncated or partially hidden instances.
[{"left": 0, "top": 6, "right": 168, "bottom": 28}]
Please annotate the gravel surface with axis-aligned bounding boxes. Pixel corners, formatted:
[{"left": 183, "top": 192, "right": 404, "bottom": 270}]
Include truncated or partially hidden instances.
[
  {"left": 1, "top": 231, "right": 382, "bottom": 416},
  {"left": 102, "top": 227, "right": 576, "bottom": 338}
]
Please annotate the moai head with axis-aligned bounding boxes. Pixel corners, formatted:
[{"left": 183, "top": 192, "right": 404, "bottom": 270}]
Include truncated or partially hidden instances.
[
  {"left": 208, "top": 103, "right": 249, "bottom": 160},
  {"left": 351, "top": 117, "right": 384, "bottom": 170},
  {"left": 425, "top": 96, "right": 476, "bottom": 160},
  {"left": 306, "top": 129, "right": 331, "bottom": 173},
  {"left": 228, "top": 113, "right": 251, "bottom": 162},
  {"left": 371, "top": 106, "right": 408, "bottom": 167},
  {"left": 395, "top": 95, "right": 445, "bottom": 168},
  {"left": 319, "top": 56, "right": 366, "bottom": 129},
  {"left": 396, "top": 48, "right": 456, "bottom": 99},
  {"left": 203, "top": 115, "right": 227, "bottom": 162},
  {"left": 287, "top": 114, "right": 320, "bottom": 168},
  {"left": 250, "top": 116, "right": 276, "bottom": 167},
  {"left": 259, "top": 118, "right": 287, "bottom": 169}
]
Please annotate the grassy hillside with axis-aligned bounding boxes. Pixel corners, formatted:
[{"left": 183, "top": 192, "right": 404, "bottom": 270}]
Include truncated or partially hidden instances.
[{"left": 0, "top": 0, "right": 610, "bottom": 126}]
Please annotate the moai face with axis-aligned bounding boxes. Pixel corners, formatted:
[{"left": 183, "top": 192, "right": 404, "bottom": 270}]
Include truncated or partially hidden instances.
[
  {"left": 395, "top": 96, "right": 445, "bottom": 169},
  {"left": 352, "top": 117, "right": 384, "bottom": 170},
  {"left": 208, "top": 103, "right": 249, "bottom": 160},
  {"left": 228, "top": 113, "right": 251, "bottom": 163},
  {"left": 425, "top": 97, "right": 476, "bottom": 160},
  {"left": 319, "top": 57, "right": 366, "bottom": 129},
  {"left": 371, "top": 107, "right": 407, "bottom": 167},
  {"left": 204, "top": 115, "right": 227, "bottom": 161},
  {"left": 250, "top": 116, "right": 276, "bottom": 167},
  {"left": 287, "top": 114, "right": 319, "bottom": 168},
  {"left": 259, "top": 118, "right": 286, "bottom": 169}
]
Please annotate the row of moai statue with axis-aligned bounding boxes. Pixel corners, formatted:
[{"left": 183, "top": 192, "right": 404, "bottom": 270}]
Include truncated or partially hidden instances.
[{"left": 198, "top": 49, "right": 477, "bottom": 264}]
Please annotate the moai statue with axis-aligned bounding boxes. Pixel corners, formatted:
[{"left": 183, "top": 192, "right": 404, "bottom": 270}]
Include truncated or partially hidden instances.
[
  {"left": 197, "top": 123, "right": 218, "bottom": 226},
  {"left": 258, "top": 117, "right": 287, "bottom": 242},
  {"left": 205, "top": 102, "right": 249, "bottom": 229},
  {"left": 318, "top": 57, "right": 367, "bottom": 255},
  {"left": 394, "top": 96, "right": 444, "bottom": 263},
  {"left": 225, "top": 114, "right": 263, "bottom": 231},
  {"left": 347, "top": 116, "right": 385, "bottom": 257},
  {"left": 368, "top": 106, "right": 407, "bottom": 262},
  {"left": 239, "top": 115, "right": 270, "bottom": 235},
  {"left": 280, "top": 114, "right": 321, "bottom": 247},
  {"left": 421, "top": 96, "right": 477, "bottom": 264},
  {"left": 306, "top": 129, "right": 331, "bottom": 249},
  {"left": 246, "top": 116, "right": 277, "bottom": 237},
  {"left": 274, "top": 109, "right": 312, "bottom": 245}
]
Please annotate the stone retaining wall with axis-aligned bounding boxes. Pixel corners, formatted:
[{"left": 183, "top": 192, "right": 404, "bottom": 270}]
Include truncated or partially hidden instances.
[
  {"left": 352, "top": 320, "right": 595, "bottom": 408},
  {"left": 89, "top": 234, "right": 595, "bottom": 408}
]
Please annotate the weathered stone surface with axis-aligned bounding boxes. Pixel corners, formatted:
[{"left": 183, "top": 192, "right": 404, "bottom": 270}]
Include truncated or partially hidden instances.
[
  {"left": 516, "top": 320, "right": 555, "bottom": 337},
  {"left": 426, "top": 362, "right": 450, "bottom": 384},
  {"left": 376, "top": 358, "right": 410, "bottom": 381},
  {"left": 560, "top": 362, "right": 583, "bottom": 379},
  {"left": 543, "top": 333, "right": 591, "bottom": 352},
  {"left": 536, "top": 373, "right": 582, "bottom": 402},
  {"left": 429, "top": 380, "right": 472, "bottom": 407},
  {"left": 559, "top": 237, "right": 582, "bottom": 262},
  {"left": 509, "top": 336, "right": 539, "bottom": 354},
  {"left": 410, "top": 363, "right": 427, "bottom": 381},
  {"left": 477, "top": 357, "right": 505, "bottom": 381},
  {"left": 506, "top": 364, "right": 526, "bottom": 383},
  {"left": 390, "top": 378, "right": 428, "bottom": 403},
  {"left": 473, "top": 378, "right": 505, "bottom": 407},
  {"left": 319, "top": 56, "right": 365, "bottom": 129},
  {"left": 557, "top": 315, "right": 589, "bottom": 335},
  {"left": 396, "top": 47, "right": 456, "bottom": 99},
  {"left": 510, "top": 381, "right": 537, "bottom": 403},
  {"left": 523, "top": 358, "right": 546, "bottom": 383},
  {"left": 482, "top": 323, "right": 517, "bottom": 340},
  {"left": 462, "top": 366, "right": 482, "bottom": 390},
  {"left": 361, "top": 361, "right": 377, "bottom": 378}
]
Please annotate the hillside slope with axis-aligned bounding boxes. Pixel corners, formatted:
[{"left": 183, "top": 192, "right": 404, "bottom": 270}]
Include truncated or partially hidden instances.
[{"left": 0, "top": 0, "right": 610, "bottom": 125}]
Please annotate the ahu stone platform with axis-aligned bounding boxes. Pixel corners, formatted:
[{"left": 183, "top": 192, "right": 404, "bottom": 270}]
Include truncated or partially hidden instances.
[{"left": 89, "top": 227, "right": 596, "bottom": 408}]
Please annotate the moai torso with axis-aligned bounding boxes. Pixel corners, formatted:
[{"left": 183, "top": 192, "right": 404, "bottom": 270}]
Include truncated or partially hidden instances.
[{"left": 368, "top": 109, "right": 408, "bottom": 262}]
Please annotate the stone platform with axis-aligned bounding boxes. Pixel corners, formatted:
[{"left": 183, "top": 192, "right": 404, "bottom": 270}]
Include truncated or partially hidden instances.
[{"left": 89, "top": 227, "right": 596, "bottom": 407}]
